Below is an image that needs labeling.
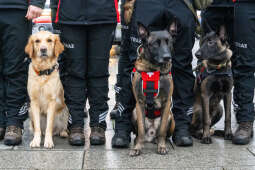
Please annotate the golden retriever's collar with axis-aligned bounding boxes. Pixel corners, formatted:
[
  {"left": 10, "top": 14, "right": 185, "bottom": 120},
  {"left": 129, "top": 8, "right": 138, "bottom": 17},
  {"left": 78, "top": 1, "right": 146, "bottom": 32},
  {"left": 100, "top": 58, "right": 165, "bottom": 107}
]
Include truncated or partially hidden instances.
[{"left": 33, "top": 64, "right": 59, "bottom": 76}]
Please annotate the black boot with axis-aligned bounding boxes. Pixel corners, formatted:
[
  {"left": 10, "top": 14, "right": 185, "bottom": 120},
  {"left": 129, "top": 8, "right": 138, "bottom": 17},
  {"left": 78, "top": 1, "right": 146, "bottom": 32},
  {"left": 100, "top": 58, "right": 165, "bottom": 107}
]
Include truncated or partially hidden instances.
[
  {"left": 111, "top": 85, "right": 121, "bottom": 120},
  {"left": 0, "top": 127, "right": 5, "bottom": 140},
  {"left": 111, "top": 129, "right": 131, "bottom": 148},
  {"left": 90, "top": 126, "right": 105, "bottom": 145},
  {"left": 110, "top": 103, "right": 118, "bottom": 119},
  {"left": 4, "top": 126, "right": 22, "bottom": 146},
  {"left": 173, "top": 128, "right": 193, "bottom": 147},
  {"left": 68, "top": 127, "right": 85, "bottom": 146},
  {"left": 232, "top": 122, "right": 253, "bottom": 145}
]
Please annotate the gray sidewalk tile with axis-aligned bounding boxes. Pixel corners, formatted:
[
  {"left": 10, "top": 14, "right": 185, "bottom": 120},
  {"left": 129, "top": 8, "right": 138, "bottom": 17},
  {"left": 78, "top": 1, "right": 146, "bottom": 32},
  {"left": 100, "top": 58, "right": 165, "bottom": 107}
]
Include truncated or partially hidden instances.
[{"left": 0, "top": 150, "right": 84, "bottom": 169}]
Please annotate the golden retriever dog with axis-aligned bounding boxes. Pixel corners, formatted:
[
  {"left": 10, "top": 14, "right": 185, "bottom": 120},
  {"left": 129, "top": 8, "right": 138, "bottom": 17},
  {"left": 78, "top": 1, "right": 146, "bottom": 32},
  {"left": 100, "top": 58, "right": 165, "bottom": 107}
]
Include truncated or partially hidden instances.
[
  {"left": 25, "top": 31, "right": 68, "bottom": 149},
  {"left": 109, "top": 45, "right": 120, "bottom": 58}
]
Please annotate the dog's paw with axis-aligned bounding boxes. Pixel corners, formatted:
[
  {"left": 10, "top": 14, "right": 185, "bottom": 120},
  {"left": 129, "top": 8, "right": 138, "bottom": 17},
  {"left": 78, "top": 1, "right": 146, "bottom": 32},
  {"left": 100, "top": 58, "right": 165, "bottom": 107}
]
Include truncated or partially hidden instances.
[
  {"left": 224, "top": 132, "right": 233, "bottom": 140},
  {"left": 30, "top": 137, "right": 41, "bottom": 148},
  {"left": 129, "top": 149, "right": 141, "bottom": 157},
  {"left": 201, "top": 136, "right": 212, "bottom": 144},
  {"left": 157, "top": 146, "right": 168, "bottom": 155},
  {"left": 60, "top": 130, "right": 68, "bottom": 138},
  {"left": 44, "top": 137, "right": 54, "bottom": 149}
]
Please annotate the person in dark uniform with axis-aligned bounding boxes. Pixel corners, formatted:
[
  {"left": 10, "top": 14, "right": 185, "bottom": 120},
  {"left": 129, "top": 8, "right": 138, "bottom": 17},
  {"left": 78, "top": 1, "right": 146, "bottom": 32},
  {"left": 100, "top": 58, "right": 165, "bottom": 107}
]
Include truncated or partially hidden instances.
[
  {"left": 55, "top": 0, "right": 118, "bottom": 146},
  {"left": 232, "top": 0, "right": 255, "bottom": 145},
  {"left": 0, "top": 0, "right": 45, "bottom": 145},
  {"left": 112, "top": 0, "right": 196, "bottom": 148},
  {"left": 50, "top": 0, "right": 89, "bottom": 118}
]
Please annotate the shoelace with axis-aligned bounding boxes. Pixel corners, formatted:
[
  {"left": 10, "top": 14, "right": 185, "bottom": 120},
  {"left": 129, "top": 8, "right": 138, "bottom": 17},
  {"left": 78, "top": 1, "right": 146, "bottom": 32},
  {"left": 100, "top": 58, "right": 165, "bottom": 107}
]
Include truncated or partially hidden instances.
[
  {"left": 238, "top": 123, "right": 252, "bottom": 131},
  {"left": 70, "top": 127, "right": 84, "bottom": 134},
  {"left": 6, "top": 126, "right": 20, "bottom": 134}
]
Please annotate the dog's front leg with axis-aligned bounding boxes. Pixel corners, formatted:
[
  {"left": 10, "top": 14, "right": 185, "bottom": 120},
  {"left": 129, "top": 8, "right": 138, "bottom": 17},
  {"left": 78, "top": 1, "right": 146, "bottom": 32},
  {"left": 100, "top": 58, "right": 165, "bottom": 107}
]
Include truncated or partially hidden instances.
[
  {"left": 44, "top": 101, "right": 56, "bottom": 148},
  {"left": 30, "top": 101, "right": 41, "bottom": 148},
  {"left": 157, "top": 101, "right": 171, "bottom": 155},
  {"left": 130, "top": 102, "right": 145, "bottom": 157},
  {"left": 201, "top": 93, "right": 212, "bottom": 144},
  {"left": 224, "top": 92, "right": 232, "bottom": 140}
]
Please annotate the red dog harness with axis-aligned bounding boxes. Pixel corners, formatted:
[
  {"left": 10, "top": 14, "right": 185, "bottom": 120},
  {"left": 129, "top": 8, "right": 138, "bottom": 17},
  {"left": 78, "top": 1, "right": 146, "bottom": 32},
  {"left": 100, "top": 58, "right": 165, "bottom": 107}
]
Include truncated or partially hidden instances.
[{"left": 132, "top": 68, "right": 171, "bottom": 118}]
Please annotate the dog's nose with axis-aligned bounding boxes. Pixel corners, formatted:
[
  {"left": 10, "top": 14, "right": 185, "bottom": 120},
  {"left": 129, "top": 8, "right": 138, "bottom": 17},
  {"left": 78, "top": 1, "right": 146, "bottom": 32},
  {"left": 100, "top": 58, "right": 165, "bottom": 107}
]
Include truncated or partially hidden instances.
[
  {"left": 40, "top": 47, "right": 47, "bottom": 54},
  {"left": 163, "top": 54, "right": 171, "bottom": 61}
]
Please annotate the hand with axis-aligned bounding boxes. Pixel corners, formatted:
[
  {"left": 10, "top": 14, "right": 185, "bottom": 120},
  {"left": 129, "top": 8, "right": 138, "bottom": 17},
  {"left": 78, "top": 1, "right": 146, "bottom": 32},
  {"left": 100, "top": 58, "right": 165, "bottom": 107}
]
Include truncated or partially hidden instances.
[{"left": 26, "top": 5, "right": 43, "bottom": 20}]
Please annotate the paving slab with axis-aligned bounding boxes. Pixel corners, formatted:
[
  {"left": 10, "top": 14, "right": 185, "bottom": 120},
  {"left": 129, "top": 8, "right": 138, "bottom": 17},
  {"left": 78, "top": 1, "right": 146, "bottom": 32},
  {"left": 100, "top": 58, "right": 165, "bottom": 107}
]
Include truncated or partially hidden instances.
[
  {"left": 223, "top": 167, "right": 255, "bottom": 170},
  {"left": 83, "top": 142, "right": 255, "bottom": 169},
  {"left": 0, "top": 150, "right": 84, "bottom": 169}
]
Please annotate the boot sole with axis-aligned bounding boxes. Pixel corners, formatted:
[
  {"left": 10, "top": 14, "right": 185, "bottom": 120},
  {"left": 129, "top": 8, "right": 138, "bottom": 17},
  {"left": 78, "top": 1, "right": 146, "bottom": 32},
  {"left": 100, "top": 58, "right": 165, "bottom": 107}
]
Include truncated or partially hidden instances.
[
  {"left": 90, "top": 138, "right": 105, "bottom": 145},
  {"left": 111, "top": 138, "right": 130, "bottom": 148},
  {"left": 69, "top": 140, "right": 85, "bottom": 146},
  {"left": 4, "top": 138, "right": 22, "bottom": 146}
]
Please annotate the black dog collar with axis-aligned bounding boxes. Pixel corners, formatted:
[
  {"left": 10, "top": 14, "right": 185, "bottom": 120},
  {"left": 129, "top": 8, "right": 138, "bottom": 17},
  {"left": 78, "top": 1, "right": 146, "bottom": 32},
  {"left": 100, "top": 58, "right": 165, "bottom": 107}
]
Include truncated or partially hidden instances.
[{"left": 33, "top": 64, "right": 58, "bottom": 76}]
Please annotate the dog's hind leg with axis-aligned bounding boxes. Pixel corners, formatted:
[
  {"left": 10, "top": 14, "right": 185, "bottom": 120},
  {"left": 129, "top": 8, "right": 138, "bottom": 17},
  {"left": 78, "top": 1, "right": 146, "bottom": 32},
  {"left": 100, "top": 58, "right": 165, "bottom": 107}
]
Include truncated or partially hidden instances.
[
  {"left": 224, "top": 92, "right": 232, "bottom": 140},
  {"left": 44, "top": 101, "right": 56, "bottom": 148},
  {"left": 59, "top": 106, "right": 69, "bottom": 138},
  {"left": 30, "top": 101, "right": 42, "bottom": 148}
]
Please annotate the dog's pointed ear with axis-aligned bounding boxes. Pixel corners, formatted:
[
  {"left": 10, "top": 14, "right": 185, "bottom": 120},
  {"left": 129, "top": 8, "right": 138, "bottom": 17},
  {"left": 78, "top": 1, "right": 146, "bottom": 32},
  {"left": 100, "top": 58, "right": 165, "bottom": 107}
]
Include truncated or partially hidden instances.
[
  {"left": 54, "top": 35, "right": 64, "bottom": 57},
  {"left": 25, "top": 35, "right": 34, "bottom": 58},
  {"left": 219, "top": 25, "right": 227, "bottom": 42},
  {"left": 168, "top": 19, "right": 178, "bottom": 37},
  {"left": 137, "top": 22, "right": 149, "bottom": 41}
]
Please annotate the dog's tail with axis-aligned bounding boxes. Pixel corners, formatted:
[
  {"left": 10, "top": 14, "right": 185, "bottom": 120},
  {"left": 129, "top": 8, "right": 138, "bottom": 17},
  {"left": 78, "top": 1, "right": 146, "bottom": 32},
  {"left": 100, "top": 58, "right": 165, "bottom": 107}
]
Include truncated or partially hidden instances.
[
  {"left": 55, "top": 106, "right": 69, "bottom": 137},
  {"left": 110, "top": 45, "right": 120, "bottom": 58},
  {"left": 124, "top": 0, "right": 136, "bottom": 24}
]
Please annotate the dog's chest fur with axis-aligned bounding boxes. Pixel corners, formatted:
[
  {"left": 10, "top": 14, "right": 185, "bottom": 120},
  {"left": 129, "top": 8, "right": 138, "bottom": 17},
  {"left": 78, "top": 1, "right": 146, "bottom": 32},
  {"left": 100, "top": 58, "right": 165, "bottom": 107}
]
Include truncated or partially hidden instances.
[
  {"left": 28, "top": 64, "right": 65, "bottom": 114},
  {"left": 204, "top": 75, "right": 233, "bottom": 98}
]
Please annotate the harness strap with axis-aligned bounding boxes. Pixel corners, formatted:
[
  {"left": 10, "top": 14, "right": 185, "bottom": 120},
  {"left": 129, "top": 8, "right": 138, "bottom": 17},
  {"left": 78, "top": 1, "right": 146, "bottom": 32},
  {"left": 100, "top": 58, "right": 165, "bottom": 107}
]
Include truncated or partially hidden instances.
[{"left": 132, "top": 68, "right": 171, "bottom": 118}]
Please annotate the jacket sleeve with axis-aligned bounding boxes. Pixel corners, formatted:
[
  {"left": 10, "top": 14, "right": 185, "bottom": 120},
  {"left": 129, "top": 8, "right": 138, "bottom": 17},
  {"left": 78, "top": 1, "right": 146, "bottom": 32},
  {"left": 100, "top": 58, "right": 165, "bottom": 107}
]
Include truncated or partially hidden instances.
[{"left": 29, "top": 0, "right": 46, "bottom": 9}]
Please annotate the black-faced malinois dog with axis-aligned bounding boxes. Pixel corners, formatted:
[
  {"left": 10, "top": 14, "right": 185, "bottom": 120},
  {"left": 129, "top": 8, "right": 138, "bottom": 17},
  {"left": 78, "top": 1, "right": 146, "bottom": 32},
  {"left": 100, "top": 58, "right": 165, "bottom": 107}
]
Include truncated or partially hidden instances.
[
  {"left": 130, "top": 22, "right": 177, "bottom": 156},
  {"left": 190, "top": 25, "right": 233, "bottom": 144}
]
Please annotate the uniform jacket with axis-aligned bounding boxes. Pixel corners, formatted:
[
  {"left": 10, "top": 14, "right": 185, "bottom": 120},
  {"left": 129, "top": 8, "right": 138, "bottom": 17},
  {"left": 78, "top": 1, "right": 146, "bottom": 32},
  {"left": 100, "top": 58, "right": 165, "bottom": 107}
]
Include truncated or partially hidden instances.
[
  {"left": 54, "top": 0, "right": 118, "bottom": 25},
  {"left": 0, "top": 0, "right": 45, "bottom": 9}
]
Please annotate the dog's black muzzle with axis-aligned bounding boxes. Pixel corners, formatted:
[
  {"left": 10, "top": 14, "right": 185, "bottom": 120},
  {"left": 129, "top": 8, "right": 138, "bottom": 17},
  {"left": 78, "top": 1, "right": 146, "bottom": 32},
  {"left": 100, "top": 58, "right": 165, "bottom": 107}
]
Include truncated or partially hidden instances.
[{"left": 156, "top": 45, "right": 172, "bottom": 64}]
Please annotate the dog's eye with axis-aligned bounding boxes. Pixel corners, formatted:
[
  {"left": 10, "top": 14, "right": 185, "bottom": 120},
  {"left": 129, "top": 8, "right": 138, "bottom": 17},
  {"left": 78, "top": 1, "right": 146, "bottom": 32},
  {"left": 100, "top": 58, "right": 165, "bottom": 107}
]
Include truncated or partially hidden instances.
[
  {"left": 47, "top": 39, "right": 52, "bottom": 43},
  {"left": 35, "top": 39, "right": 40, "bottom": 43}
]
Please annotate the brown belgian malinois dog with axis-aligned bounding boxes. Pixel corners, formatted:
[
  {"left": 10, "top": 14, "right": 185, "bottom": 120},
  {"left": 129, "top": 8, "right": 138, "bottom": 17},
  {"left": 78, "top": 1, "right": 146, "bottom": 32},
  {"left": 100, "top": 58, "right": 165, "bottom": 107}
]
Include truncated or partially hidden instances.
[
  {"left": 191, "top": 25, "right": 233, "bottom": 144},
  {"left": 130, "top": 22, "right": 177, "bottom": 156}
]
